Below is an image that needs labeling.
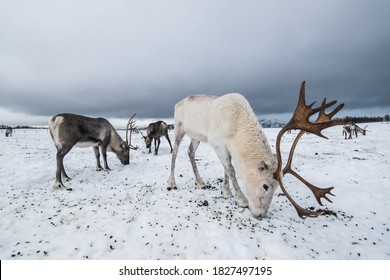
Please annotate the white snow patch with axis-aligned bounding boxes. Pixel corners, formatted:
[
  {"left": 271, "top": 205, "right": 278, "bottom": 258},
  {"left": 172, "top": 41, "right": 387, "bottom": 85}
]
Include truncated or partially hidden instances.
[{"left": 0, "top": 123, "right": 389, "bottom": 259}]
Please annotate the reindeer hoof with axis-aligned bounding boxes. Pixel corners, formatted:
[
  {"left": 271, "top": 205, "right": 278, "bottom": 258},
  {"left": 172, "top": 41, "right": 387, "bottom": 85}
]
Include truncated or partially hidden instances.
[
  {"left": 236, "top": 196, "right": 249, "bottom": 208},
  {"left": 195, "top": 179, "right": 206, "bottom": 189},
  {"left": 222, "top": 190, "right": 233, "bottom": 198},
  {"left": 52, "top": 182, "right": 65, "bottom": 190}
]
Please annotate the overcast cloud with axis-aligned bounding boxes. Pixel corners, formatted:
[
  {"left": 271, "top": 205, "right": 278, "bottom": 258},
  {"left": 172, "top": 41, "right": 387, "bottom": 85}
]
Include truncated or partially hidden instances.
[{"left": 0, "top": 0, "right": 389, "bottom": 125}]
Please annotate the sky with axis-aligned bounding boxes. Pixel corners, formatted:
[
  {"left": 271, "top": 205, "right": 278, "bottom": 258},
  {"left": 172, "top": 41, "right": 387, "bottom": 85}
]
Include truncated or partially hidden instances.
[{"left": 0, "top": 0, "right": 389, "bottom": 125}]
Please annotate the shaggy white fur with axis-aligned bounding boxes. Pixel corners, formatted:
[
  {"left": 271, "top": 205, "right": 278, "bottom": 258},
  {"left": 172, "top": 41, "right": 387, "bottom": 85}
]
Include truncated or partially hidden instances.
[{"left": 168, "top": 93, "right": 279, "bottom": 218}]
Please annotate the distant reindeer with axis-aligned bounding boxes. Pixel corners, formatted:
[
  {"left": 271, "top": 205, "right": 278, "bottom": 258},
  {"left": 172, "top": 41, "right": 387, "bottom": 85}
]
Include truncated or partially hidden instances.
[
  {"left": 49, "top": 113, "right": 138, "bottom": 189},
  {"left": 5, "top": 127, "right": 13, "bottom": 137},
  {"left": 343, "top": 123, "right": 367, "bottom": 139},
  {"left": 342, "top": 123, "right": 356, "bottom": 139},
  {"left": 141, "top": 121, "right": 173, "bottom": 155},
  {"left": 168, "top": 81, "right": 345, "bottom": 219},
  {"left": 355, "top": 124, "right": 367, "bottom": 136}
]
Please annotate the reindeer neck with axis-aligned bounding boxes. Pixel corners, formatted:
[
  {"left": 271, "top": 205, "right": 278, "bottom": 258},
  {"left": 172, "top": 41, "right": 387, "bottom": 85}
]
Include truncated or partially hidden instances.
[
  {"left": 228, "top": 112, "right": 276, "bottom": 181},
  {"left": 109, "top": 127, "right": 125, "bottom": 149}
]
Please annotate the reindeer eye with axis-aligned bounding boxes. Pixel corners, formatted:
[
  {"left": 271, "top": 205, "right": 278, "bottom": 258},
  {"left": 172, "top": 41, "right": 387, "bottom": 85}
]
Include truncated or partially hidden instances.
[
  {"left": 263, "top": 184, "right": 269, "bottom": 191},
  {"left": 124, "top": 150, "right": 129, "bottom": 155}
]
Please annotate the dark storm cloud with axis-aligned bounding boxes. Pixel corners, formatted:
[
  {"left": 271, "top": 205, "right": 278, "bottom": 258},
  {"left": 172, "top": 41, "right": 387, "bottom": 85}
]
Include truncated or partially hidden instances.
[{"left": 0, "top": 0, "right": 389, "bottom": 124}]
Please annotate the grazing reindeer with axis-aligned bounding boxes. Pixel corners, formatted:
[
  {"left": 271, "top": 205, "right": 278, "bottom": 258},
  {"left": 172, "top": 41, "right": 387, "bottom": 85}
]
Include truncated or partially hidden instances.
[
  {"left": 355, "top": 124, "right": 367, "bottom": 136},
  {"left": 49, "top": 113, "right": 138, "bottom": 189},
  {"left": 342, "top": 123, "right": 356, "bottom": 139},
  {"left": 343, "top": 123, "right": 367, "bottom": 139},
  {"left": 168, "top": 81, "right": 345, "bottom": 219},
  {"left": 5, "top": 127, "right": 13, "bottom": 137},
  {"left": 141, "top": 121, "right": 173, "bottom": 155}
]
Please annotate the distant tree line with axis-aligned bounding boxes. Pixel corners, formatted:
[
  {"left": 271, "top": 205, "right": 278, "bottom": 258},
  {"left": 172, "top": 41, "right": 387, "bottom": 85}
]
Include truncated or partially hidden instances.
[
  {"left": 335, "top": 115, "right": 390, "bottom": 124},
  {"left": 0, "top": 125, "right": 47, "bottom": 129}
]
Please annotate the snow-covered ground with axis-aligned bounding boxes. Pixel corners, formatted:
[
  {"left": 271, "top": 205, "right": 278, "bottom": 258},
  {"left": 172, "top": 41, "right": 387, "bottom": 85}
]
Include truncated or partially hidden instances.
[{"left": 0, "top": 122, "right": 389, "bottom": 260}]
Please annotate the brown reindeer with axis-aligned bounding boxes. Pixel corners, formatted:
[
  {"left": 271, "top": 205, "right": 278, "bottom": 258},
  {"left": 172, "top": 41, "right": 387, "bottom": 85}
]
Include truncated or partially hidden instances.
[
  {"left": 49, "top": 113, "right": 138, "bottom": 189},
  {"left": 141, "top": 121, "right": 173, "bottom": 155}
]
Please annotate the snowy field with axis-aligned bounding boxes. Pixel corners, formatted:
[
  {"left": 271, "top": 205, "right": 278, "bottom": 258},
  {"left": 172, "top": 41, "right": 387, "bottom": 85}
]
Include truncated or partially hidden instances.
[{"left": 0, "top": 122, "right": 389, "bottom": 260}]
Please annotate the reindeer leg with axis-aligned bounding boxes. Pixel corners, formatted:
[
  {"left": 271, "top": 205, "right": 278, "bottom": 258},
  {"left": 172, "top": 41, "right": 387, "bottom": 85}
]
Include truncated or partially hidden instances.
[
  {"left": 61, "top": 166, "right": 71, "bottom": 182},
  {"left": 188, "top": 139, "right": 206, "bottom": 188},
  {"left": 213, "top": 145, "right": 248, "bottom": 208},
  {"left": 165, "top": 132, "right": 173, "bottom": 153},
  {"left": 221, "top": 171, "right": 233, "bottom": 198},
  {"left": 101, "top": 145, "right": 111, "bottom": 171},
  {"left": 155, "top": 138, "right": 161, "bottom": 155},
  {"left": 54, "top": 152, "right": 65, "bottom": 189},
  {"left": 54, "top": 146, "right": 72, "bottom": 189},
  {"left": 93, "top": 146, "right": 103, "bottom": 171},
  {"left": 167, "top": 124, "right": 185, "bottom": 190}
]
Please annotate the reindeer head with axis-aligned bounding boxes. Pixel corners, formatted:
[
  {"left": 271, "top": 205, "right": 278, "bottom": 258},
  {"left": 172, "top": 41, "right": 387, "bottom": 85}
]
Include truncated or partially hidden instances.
[
  {"left": 140, "top": 131, "right": 152, "bottom": 148},
  {"left": 273, "top": 81, "right": 345, "bottom": 218},
  {"left": 246, "top": 160, "right": 279, "bottom": 218},
  {"left": 117, "top": 141, "right": 131, "bottom": 165},
  {"left": 362, "top": 126, "right": 368, "bottom": 135}
]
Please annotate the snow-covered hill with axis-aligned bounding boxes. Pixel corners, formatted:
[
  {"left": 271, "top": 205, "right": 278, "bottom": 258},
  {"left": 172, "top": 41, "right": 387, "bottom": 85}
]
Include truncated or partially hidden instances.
[{"left": 0, "top": 122, "right": 389, "bottom": 259}]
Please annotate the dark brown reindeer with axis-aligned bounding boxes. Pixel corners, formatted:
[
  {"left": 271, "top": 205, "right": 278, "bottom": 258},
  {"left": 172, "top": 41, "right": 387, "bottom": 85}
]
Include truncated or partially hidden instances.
[
  {"left": 49, "top": 113, "right": 138, "bottom": 189},
  {"left": 141, "top": 121, "right": 173, "bottom": 155}
]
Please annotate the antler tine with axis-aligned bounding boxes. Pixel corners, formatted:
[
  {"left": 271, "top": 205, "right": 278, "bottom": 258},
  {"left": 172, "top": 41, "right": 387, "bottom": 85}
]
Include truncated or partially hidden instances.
[
  {"left": 285, "top": 81, "right": 344, "bottom": 139},
  {"left": 282, "top": 130, "right": 335, "bottom": 206},
  {"left": 278, "top": 178, "right": 324, "bottom": 219},
  {"left": 125, "top": 113, "right": 138, "bottom": 150},
  {"left": 282, "top": 99, "right": 340, "bottom": 205},
  {"left": 274, "top": 81, "right": 345, "bottom": 218},
  {"left": 316, "top": 98, "right": 344, "bottom": 124},
  {"left": 125, "top": 113, "right": 136, "bottom": 144}
]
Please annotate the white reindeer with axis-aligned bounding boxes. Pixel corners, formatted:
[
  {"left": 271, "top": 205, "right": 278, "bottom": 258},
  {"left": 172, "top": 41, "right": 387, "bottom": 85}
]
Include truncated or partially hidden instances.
[{"left": 168, "top": 82, "right": 345, "bottom": 219}]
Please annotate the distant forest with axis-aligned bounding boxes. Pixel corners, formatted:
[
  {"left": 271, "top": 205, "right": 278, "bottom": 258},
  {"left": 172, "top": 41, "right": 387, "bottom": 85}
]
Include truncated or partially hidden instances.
[
  {"left": 0, "top": 125, "right": 47, "bottom": 129},
  {"left": 336, "top": 115, "right": 390, "bottom": 124}
]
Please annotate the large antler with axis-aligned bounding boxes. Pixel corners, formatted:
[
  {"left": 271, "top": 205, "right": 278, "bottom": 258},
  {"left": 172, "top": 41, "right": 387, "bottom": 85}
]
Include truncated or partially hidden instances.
[
  {"left": 274, "top": 81, "right": 345, "bottom": 218},
  {"left": 126, "top": 113, "right": 139, "bottom": 150}
]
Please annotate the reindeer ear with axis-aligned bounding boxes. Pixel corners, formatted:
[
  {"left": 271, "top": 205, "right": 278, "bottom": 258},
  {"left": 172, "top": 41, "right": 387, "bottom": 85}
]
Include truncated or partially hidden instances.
[{"left": 258, "top": 161, "right": 269, "bottom": 172}]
